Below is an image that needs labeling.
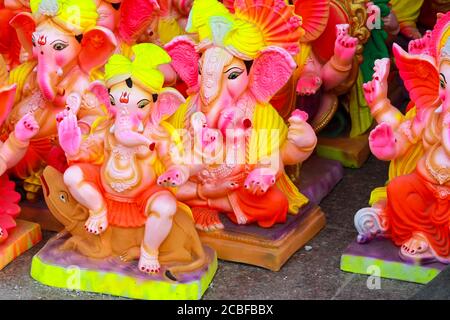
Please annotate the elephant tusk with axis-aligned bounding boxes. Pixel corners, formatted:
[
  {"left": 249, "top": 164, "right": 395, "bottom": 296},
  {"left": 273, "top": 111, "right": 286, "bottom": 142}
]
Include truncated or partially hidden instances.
[
  {"left": 138, "top": 121, "right": 144, "bottom": 133},
  {"left": 109, "top": 124, "right": 115, "bottom": 134}
]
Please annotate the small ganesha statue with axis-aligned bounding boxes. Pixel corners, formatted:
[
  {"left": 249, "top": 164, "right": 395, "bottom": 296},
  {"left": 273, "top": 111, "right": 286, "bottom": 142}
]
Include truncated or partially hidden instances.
[
  {"left": 0, "top": 85, "right": 39, "bottom": 242},
  {"left": 164, "top": 0, "right": 317, "bottom": 231},
  {"left": 354, "top": 12, "right": 450, "bottom": 264},
  {"left": 51, "top": 43, "right": 207, "bottom": 277}
]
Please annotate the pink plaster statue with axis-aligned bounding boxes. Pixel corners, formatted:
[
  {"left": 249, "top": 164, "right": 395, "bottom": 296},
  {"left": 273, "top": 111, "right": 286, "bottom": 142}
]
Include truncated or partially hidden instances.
[
  {"left": 289, "top": 0, "right": 358, "bottom": 130},
  {"left": 354, "top": 12, "right": 450, "bottom": 264},
  {"left": 0, "top": 85, "right": 39, "bottom": 242},
  {"left": 164, "top": 0, "right": 317, "bottom": 231},
  {"left": 58, "top": 43, "right": 195, "bottom": 274},
  {"left": 1, "top": 0, "right": 117, "bottom": 199}
]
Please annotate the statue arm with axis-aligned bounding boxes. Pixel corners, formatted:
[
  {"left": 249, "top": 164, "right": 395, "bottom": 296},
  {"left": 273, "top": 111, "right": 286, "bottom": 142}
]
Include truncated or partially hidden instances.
[
  {"left": 321, "top": 24, "right": 358, "bottom": 91},
  {"left": 67, "top": 132, "right": 105, "bottom": 164},
  {"left": 369, "top": 97, "right": 405, "bottom": 128},
  {"left": 0, "top": 132, "right": 29, "bottom": 175},
  {"left": 320, "top": 58, "right": 352, "bottom": 91},
  {"left": 281, "top": 110, "right": 317, "bottom": 165}
]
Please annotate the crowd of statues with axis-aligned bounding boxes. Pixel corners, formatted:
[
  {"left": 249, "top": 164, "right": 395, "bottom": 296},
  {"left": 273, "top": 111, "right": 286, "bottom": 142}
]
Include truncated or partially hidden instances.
[{"left": 0, "top": 0, "right": 448, "bottom": 297}]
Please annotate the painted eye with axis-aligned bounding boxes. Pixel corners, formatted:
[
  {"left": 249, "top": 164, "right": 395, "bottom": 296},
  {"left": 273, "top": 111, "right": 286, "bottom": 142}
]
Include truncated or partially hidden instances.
[
  {"left": 109, "top": 94, "right": 116, "bottom": 106},
  {"left": 32, "top": 38, "right": 36, "bottom": 47},
  {"left": 440, "top": 79, "right": 446, "bottom": 89},
  {"left": 59, "top": 191, "right": 68, "bottom": 203},
  {"left": 228, "top": 71, "right": 242, "bottom": 80},
  {"left": 53, "top": 42, "right": 68, "bottom": 51},
  {"left": 137, "top": 99, "right": 150, "bottom": 109}
]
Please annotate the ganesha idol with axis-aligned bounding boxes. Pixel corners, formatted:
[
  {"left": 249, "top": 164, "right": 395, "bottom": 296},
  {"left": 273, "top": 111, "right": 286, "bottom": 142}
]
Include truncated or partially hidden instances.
[
  {"left": 269, "top": 0, "right": 377, "bottom": 169},
  {"left": 341, "top": 12, "right": 450, "bottom": 284},
  {"left": 163, "top": 0, "right": 323, "bottom": 270},
  {"left": 32, "top": 44, "right": 217, "bottom": 300},
  {"left": 0, "top": 0, "right": 117, "bottom": 201},
  {"left": 0, "top": 83, "right": 42, "bottom": 269}
]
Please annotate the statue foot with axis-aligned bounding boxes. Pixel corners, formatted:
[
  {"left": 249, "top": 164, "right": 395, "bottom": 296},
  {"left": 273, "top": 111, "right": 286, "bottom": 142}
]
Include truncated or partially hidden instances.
[
  {"left": 84, "top": 208, "right": 108, "bottom": 235},
  {"left": 138, "top": 246, "right": 161, "bottom": 274},
  {"left": 192, "top": 207, "right": 224, "bottom": 232},
  {"left": 119, "top": 246, "right": 140, "bottom": 262},
  {"left": 354, "top": 207, "right": 387, "bottom": 244},
  {"left": 398, "top": 233, "right": 444, "bottom": 264}
]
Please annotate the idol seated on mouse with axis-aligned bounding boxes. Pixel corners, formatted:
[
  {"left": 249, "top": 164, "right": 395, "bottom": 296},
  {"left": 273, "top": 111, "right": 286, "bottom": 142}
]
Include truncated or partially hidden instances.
[
  {"left": 164, "top": 0, "right": 325, "bottom": 271},
  {"left": 341, "top": 12, "right": 450, "bottom": 284},
  {"left": 0, "top": 83, "right": 41, "bottom": 270},
  {"left": 34, "top": 44, "right": 217, "bottom": 300}
]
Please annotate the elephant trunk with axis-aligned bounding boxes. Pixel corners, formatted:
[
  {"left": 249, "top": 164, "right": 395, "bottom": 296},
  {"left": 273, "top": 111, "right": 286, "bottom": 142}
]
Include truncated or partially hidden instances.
[
  {"left": 113, "top": 110, "right": 150, "bottom": 148},
  {"left": 199, "top": 47, "right": 233, "bottom": 105},
  {"left": 37, "top": 62, "right": 58, "bottom": 102}
]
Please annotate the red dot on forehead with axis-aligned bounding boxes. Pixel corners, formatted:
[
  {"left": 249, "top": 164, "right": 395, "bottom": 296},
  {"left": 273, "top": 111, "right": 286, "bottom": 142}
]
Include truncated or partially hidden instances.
[{"left": 243, "top": 118, "right": 252, "bottom": 128}]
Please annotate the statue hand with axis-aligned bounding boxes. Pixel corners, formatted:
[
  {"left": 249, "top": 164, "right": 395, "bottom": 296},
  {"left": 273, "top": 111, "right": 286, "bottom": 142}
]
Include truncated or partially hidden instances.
[
  {"left": 408, "top": 31, "right": 432, "bottom": 54},
  {"left": 369, "top": 123, "right": 397, "bottom": 160},
  {"left": 333, "top": 24, "right": 358, "bottom": 67},
  {"left": 14, "top": 113, "right": 39, "bottom": 143},
  {"left": 362, "top": 58, "right": 390, "bottom": 110},
  {"left": 58, "top": 112, "right": 81, "bottom": 157},
  {"left": 56, "top": 92, "right": 82, "bottom": 123},
  {"left": 244, "top": 168, "right": 276, "bottom": 195},
  {"left": 382, "top": 12, "right": 399, "bottom": 35},
  {"left": 157, "top": 166, "right": 188, "bottom": 187},
  {"left": 287, "top": 110, "right": 316, "bottom": 149},
  {"left": 296, "top": 73, "right": 322, "bottom": 96}
]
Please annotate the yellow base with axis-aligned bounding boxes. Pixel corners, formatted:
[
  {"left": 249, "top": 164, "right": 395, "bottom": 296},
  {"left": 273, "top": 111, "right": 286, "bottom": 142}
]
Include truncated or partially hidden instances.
[
  {"left": 31, "top": 235, "right": 217, "bottom": 300},
  {"left": 0, "top": 219, "right": 42, "bottom": 270},
  {"left": 316, "top": 133, "right": 370, "bottom": 168}
]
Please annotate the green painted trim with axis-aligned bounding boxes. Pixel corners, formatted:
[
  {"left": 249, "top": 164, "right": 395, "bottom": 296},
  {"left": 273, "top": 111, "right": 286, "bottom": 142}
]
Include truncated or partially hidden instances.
[
  {"left": 340, "top": 254, "right": 440, "bottom": 284},
  {"left": 31, "top": 253, "right": 217, "bottom": 300}
]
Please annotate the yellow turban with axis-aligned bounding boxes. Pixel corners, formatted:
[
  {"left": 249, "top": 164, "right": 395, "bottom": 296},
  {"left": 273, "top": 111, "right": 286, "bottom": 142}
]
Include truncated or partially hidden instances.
[
  {"left": 30, "top": 0, "right": 98, "bottom": 34},
  {"left": 104, "top": 43, "right": 171, "bottom": 94},
  {"left": 186, "top": 0, "right": 302, "bottom": 60}
]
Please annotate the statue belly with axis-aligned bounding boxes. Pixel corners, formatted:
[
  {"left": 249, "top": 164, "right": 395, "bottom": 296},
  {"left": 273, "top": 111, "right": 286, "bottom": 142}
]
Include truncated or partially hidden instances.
[{"left": 100, "top": 157, "right": 158, "bottom": 198}]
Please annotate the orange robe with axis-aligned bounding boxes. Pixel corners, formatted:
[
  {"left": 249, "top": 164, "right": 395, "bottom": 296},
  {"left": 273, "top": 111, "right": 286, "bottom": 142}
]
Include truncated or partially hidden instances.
[
  {"left": 385, "top": 171, "right": 450, "bottom": 257},
  {"left": 227, "top": 186, "right": 288, "bottom": 228},
  {"left": 77, "top": 163, "right": 168, "bottom": 228}
]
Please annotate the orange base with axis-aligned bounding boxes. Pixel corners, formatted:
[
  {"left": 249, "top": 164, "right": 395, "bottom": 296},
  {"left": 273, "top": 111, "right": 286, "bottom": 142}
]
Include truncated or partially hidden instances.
[
  {"left": 0, "top": 219, "right": 42, "bottom": 270},
  {"left": 18, "top": 200, "right": 63, "bottom": 232},
  {"left": 198, "top": 205, "right": 326, "bottom": 271}
]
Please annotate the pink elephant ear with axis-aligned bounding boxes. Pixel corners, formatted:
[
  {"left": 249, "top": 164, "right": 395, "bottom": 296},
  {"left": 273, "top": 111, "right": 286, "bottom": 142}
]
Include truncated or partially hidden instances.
[
  {"left": 78, "top": 27, "right": 117, "bottom": 74},
  {"left": 0, "top": 84, "right": 16, "bottom": 128},
  {"left": 393, "top": 43, "right": 440, "bottom": 111},
  {"left": 164, "top": 36, "right": 200, "bottom": 94},
  {"left": 151, "top": 87, "right": 185, "bottom": 125},
  {"left": 248, "top": 46, "right": 297, "bottom": 104},
  {"left": 88, "top": 80, "right": 111, "bottom": 110},
  {"left": 118, "top": 0, "right": 160, "bottom": 44},
  {"left": 9, "top": 12, "right": 35, "bottom": 56}
]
